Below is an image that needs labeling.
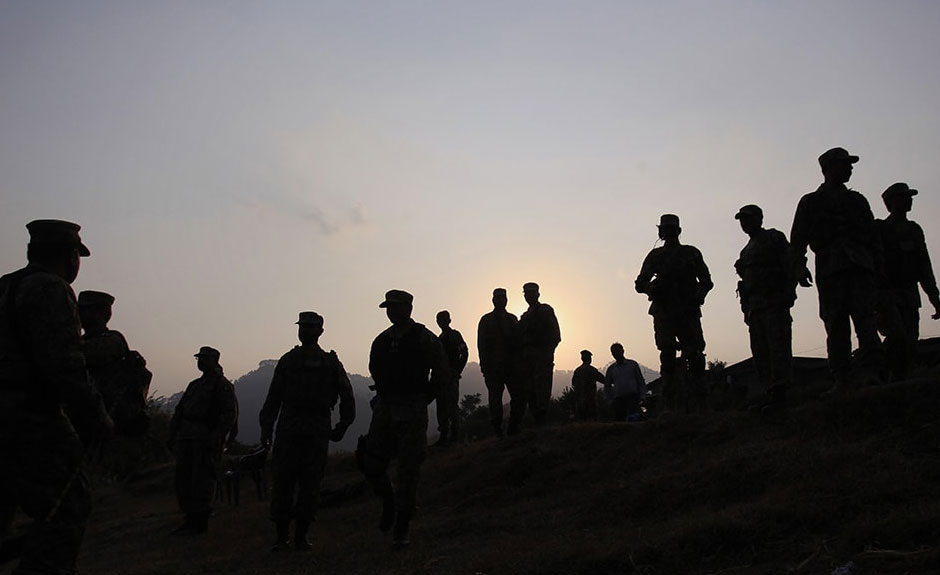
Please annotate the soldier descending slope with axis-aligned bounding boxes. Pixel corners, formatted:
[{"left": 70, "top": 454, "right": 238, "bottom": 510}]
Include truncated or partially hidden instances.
[
  {"left": 477, "top": 288, "right": 521, "bottom": 437},
  {"left": 733, "top": 205, "right": 797, "bottom": 412},
  {"left": 167, "top": 346, "right": 237, "bottom": 536},
  {"left": 358, "top": 290, "right": 448, "bottom": 549},
  {"left": 0, "top": 220, "right": 113, "bottom": 575},
  {"left": 790, "top": 147, "right": 884, "bottom": 392},
  {"left": 635, "top": 214, "right": 713, "bottom": 413},
  {"left": 876, "top": 183, "right": 940, "bottom": 381},
  {"left": 260, "top": 312, "right": 355, "bottom": 552}
]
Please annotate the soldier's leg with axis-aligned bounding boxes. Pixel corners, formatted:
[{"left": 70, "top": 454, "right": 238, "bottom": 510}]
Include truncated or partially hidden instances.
[
  {"left": 393, "top": 403, "right": 428, "bottom": 546},
  {"left": 903, "top": 305, "right": 920, "bottom": 371},
  {"left": 483, "top": 373, "right": 505, "bottom": 434},
  {"left": 531, "top": 352, "right": 554, "bottom": 426},
  {"left": 360, "top": 402, "right": 396, "bottom": 531},
  {"left": 748, "top": 309, "right": 772, "bottom": 389},
  {"left": 505, "top": 369, "right": 527, "bottom": 435},
  {"left": 766, "top": 306, "right": 793, "bottom": 393},
  {"left": 294, "top": 438, "right": 328, "bottom": 550},
  {"left": 190, "top": 439, "right": 219, "bottom": 533},
  {"left": 847, "top": 271, "right": 883, "bottom": 384},
  {"left": 653, "top": 314, "right": 678, "bottom": 412},
  {"left": 269, "top": 439, "right": 300, "bottom": 538},
  {"left": 174, "top": 439, "right": 196, "bottom": 517},
  {"left": 877, "top": 298, "right": 907, "bottom": 381},
  {"left": 678, "top": 315, "right": 707, "bottom": 412},
  {"left": 818, "top": 275, "right": 852, "bottom": 387}
]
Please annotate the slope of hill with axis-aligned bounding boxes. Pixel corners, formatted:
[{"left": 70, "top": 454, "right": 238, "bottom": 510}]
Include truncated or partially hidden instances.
[{"left": 72, "top": 372, "right": 940, "bottom": 575}]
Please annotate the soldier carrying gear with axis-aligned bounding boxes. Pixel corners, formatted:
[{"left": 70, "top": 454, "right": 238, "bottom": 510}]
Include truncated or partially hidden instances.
[
  {"left": 876, "top": 182, "right": 940, "bottom": 381},
  {"left": 0, "top": 220, "right": 113, "bottom": 575},
  {"left": 259, "top": 311, "right": 355, "bottom": 552},
  {"left": 733, "top": 204, "right": 797, "bottom": 412},
  {"left": 434, "top": 310, "right": 468, "bottom": 447},
  {"left": 167, "top": 346, "right": 237, "bottom": 536},
  {"left": 358, "top": 290, "right": 449, "bottom": 549},
  {"left": 790, "top": 147, "right": 884, "bottom": 392},
  {"left": 477, "top": 287, "right": 522, "bottom": 437},
  {"left": 635, "top": 214, "right": 713, "bottom": 414},
  {"left": 519, "top": 282, "right": 561, "bottom": 427}
]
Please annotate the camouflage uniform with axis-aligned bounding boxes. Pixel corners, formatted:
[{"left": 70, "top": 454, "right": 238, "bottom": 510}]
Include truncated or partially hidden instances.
[
  {"left": 519, "top": 298, "right": 561, "bottom": 426},
  {"left": 0, "top": 222, "right": 110, "bottom": 575},
  {"left": 168, "top": 357, "right": 237, "bottom": 532},
  {"left": 260, "top": 341, "right": 354, "bottom": 539},
  {"left": 571, "top": 363, "right": 604, "bottom": 420},
  {"left": 360, "top": 316, "right": 447, "bottom": 531},
  {"left": 477, "top": 305, "right": 521, "bottom": 434},
  {"left": 791, "top": 180, "right": 883, "bottom": 384},
  {"left": 876, "top": 193, "right": 940, "bottom": 380},
  {"left": 735, "top": 223, "right": 797, "bottom": 393},
  {"left": 635, "top": 232, "right": 713, "bottom": 411}
]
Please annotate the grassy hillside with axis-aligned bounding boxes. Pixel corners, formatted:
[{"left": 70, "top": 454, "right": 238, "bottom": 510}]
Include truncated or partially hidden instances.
[{"left": 68, "top": 374, "right": 940, "bottom": 575}]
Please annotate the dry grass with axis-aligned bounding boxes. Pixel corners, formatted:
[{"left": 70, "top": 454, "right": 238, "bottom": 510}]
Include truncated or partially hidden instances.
[{"left": 42, "top": 373, "right": 940, "bottom": 575}]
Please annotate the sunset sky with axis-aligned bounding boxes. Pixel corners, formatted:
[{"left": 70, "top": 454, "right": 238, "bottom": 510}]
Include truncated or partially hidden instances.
[{"left": 3, "top": 1, "right": 940, "bottom": 398}]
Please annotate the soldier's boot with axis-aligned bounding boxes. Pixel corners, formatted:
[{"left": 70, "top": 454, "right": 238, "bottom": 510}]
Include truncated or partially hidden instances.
[
  {"left": 493, "top": 424, "right": 505, "bottom": 439},
  {"left": 392, "top": 509, "right": 412, "bottom": 550},
  {"left": 821, "top": 375, "right": 849, "bottom": 397},
  {"left": 271, "top": 521, "right": 291, "bottom": 552},
  {"left": 190, "top": 512, "right": 209, "bottom": 535},
  {"left": 379, "top": 491, "right": 396, "bottom": 532},
  {"left": 294, "top": 521, "right": 312, "bottom": 552},
  {"left": 433, "top": 429, "right": 450, "bottom": 448},
  {"left": 170, "top": 514, "right": 197, "bottom": 536}
]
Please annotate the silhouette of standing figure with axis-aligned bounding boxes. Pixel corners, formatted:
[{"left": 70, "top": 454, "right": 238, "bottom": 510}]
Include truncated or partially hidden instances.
[
  {"left": 477, "top": 288, "right": 522, "bottom": 437},
  {"left": 519, "top": 282, "right": 561, "bottom": 427},
  {"left": 434, "top": 310, "right": 468, "bottom": 447}
]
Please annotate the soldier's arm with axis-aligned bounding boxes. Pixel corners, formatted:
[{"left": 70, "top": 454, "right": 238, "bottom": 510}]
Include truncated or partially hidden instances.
[
  {"left": 425, "top": 331, "right": 450, "bottom": 402},
  {"left": 789, "top": 198, "right": 813, "bottom": 286},
  {"left": 694, "top": 249, "right": 714, "bottom": 302},
  {"left": 593, "top": 367, "right": 605, "bottom": 385},
  {"left": 635, "top": 252, "right": 657, "bottom": 294},
  {"left": 332, "top": 353, "right": 356, "bottom": 436},
  {"left": 547, "top": 306, "right": 561, "bottom": 348},
  {"left": 217, "top": 378, "right": 237, "bottom": 446},
  {"left": 455, "top": 331, "right": 469, "bottom": 374},
  {"left": 633, "top": 361, "right": 647, "bottom": 395},
  {"left": 476, "top": 317, "right": 488, "bottom": 372},
  {"left": 259, "top": 357, "right": 288, "bottom": 443},
  {"left": 914, "top": 224, "right": 940, "bottom": 317}
]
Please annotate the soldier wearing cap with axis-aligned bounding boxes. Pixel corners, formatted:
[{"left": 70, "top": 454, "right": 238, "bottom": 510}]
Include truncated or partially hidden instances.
[
  {"left": 0, "top": 220, "right": 112, "bottom": 574},
  {"left": 79, "top": 290, "right": 151, "bottom": 436},
  {"left": 259, "top": 312, "right": 355, "bottom": 551},
  {"left": 477, "top": 288, "right": 522, "bottom": 437},
  {"left": 635, "top": 214, "right": 713, "bottom": 413},
  {"left": 433, "top": 310, "right": 468, "bottom": 447},
  {"left": 875, "top": 182, "right": 940, "bottom": 381},
  {"left": 358, "top": 289, "right": 448, "bottom": 548},
  {"left": 790, "top": 147, "right": 883, "bottom": 391},
  {"left": 733, "top": 204, "right": 797, "bottom": 411},
  {"left": 519, "top": 282, "right": 561, "bottom": 427},
  {"left": 571, "top": 350, "right": 605, "bottom": 420},
  {"left": 167, "top": 346, "right": 237, "bottom": 535}
]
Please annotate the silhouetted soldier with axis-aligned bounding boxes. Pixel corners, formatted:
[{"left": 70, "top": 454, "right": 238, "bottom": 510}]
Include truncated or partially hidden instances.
[
  {"left": 79, "top": 290, "right": 151, "bottom": 435},
  {"left": 167, "top": 346, "right": 237, "bottom": 535},
  {"left": 791, "top": 147, "right": 883, "bottom": 392},
  {"left": 519, "top": 282, "right": 561, "bottom": 427},
  {"left": 434, "top": 310, "right": 468, "bottom": 447},
  {"left": 260, "top": 312, "right": 355, "bottom": 552},
  {"left": 359, "top": 290, "right": 448, "bottom": 548},
  {"left": 733, "top": 205, "right": 797, "bottom": 411},
  {"left": 571, "top": 350, "right": 604, "bottom": 420},
  {"left": 604, "top": 343, "right": 647, "bottom": 421},
  {"left": 477, "top": 288, "right": 522, "bottom": 437},
  {"left": 0, "top": 220, "right": 113, "bottom": 575},
  {"left": 635, "top": 214, "right": 713, "bottom": 413},
  {"left": 876, "top": 183, "right": 940, "bottom": 381}
]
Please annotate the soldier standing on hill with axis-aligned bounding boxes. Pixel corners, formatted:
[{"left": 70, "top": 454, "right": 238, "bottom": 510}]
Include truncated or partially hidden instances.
[
  {"left": 876, "top": 183, "right": 940, "bottom": 381},
  {"left": 167, "top": 346, "right": 237, "bottom": 535},
  {"left": 734, "top": 205, "right": 797, "bottom": 412},
  {"left": 434, "top": 310, "right": 468, "bottom": 447},
  {"left": 635, "top": 214, "right": 713, "bottom": 413},
  {"left": 604, "top": 343, "right": 647, "bottom": 421},
  {"left": 790, "top": 147, "right": 884, "bottom": 392},
  {"left": 359, "top": 290, "right": 448, "bottom": 548},
  {"left": 259, "top": 312, "right": 355, "bottom": 552},
  {"left": 519, "top": 282, "right": 561, "bottom": 427},
  {"left": 0, "top": 220, "right": 113, "bottom": 575},
  {"left": 477, "top": 288, "right": 522, "bottom": 437},
  {"left": 571, "top": 350, "right": 605, "bottom": 420}
]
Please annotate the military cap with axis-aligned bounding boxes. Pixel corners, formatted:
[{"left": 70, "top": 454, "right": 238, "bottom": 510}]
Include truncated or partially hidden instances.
[
  {"left": 493, "top": 288, "right": 507, "bottom": 297},
  {"left": 882, "top": 182, "right": 918, "bottom": 201},
  {"left": 818, "top": 147, "right": 859, "bottom": 169},
  {"left": 734, "top": 204, "right": 763, "bottom": 220},
  {"left": 580, "top": 349, "right": 592, "bottom": 357},
  {"left": 296, "top": 311, "right": 324, "bottom": 326},
  {"left": 194, "top": 346, "right": 221, "bottom": 361},
  {"left": 26, "top": 219, "right": 90, "bottom": 256},
  {"left": 379, "top": 289, "right": 413, "bottom": 308},
  {"left": 658, "top": 214, "right": 680, "bottom": 228},
  {"left": 78, "top": 290, "right": 115, "bottom": 307},
  {"left": 523, "top": 282, "right": 539, "bottom": 293}
]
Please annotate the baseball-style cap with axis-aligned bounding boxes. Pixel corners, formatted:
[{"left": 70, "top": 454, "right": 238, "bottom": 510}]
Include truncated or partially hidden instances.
[
  {"left": 493, "top": 288, "right": 507, "bottom": 297},
  {"left": 379, "top": 289, "right": 413, "bottom": 308},
  {"left": 296, "top": 311, "right": 324, "bottom": 326},
  {"left": 78, "top": 290, "right": 115, "bottom": 307},
  {"left": 818, "top": 147, "right": 859, "bottom": 170},
  {"left": 194, "top": 346, "right": 221, "bottom": 361},
  {"left": 734, "top": 204, "right": 763, "bottom": 220},
  {"left": 658, "top": 214, "right": 680, "bottom": 228},
  {"left": 882, "top": 182, "right": 918, "bottom": 201},
  {"left": 580, "top": 349, "right": 592, "bottom": 357},
  {"left": 26, "top": 219, "right": 90, "bottom": 257},
  {"left": 523, "top": 282, "right": 539, "bottom": 293}
]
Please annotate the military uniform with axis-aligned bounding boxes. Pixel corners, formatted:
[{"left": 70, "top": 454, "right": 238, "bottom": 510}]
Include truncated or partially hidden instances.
[
  {"left": 168, "top": 348, "right": 237, "bottom": 534},
  {"left": 477, "top": 294, "right": 522, "bottom": 435},
  {"left": 876, "top": 183, "right": 940, "bottom": 380},
  {"left": 435, "top": 321, "right": 467, "bottom": 444},
  {"left": 791, "top": 152, "right": 883, "bottom": 386},
  {"left": 0, "top": 220, "right": 110, "bottom": 575},
  {"left": 260, "top": 314, "right": 355, "bottom": 549},
  {"left": 635, "top": 216, "right": 713, "bottom": 412},
  {"left": 734, "top": 207, "right": 797, "bottom": 396},
  {"left": 571, "top": 362, "right": 605, "bottom": 420},
  {"left": 519, "top": 283, "right": 561, "bottom": 426}
]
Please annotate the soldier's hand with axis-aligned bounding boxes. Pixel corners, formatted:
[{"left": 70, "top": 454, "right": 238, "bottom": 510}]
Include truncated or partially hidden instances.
[
  {"left": 261, "top": 434, "right": 272, "bottom": 449},
  {"left": 329, "top": 426, "right": 346, "bottom": 442},
  {"left": 932, "top": 305, "right": 940, "bottom": 320},
  {"left": 797, "top": 268, "right": 813, "bottom": 288}
]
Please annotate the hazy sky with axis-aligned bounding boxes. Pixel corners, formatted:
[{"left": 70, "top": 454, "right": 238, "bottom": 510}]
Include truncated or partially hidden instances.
[{"left": 3, "top": 1, "right": 940, "bottom": 397}]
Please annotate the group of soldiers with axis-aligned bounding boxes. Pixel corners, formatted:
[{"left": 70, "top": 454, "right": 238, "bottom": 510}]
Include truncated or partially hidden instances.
[{"left": 2, "top": 145, "right": 939, "bottom": 571}]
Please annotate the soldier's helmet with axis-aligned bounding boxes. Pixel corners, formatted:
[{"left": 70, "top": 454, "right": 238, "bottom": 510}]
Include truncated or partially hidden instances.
[
  {"left": 658, "top": 214, "right": 680, "bottom": 228},
  {"left": 194, "top": 346, "right": 221, "bottom": 362},
  {"left": 818, "top": 147, "right": 859, "bottom": 170},
  {"left": 26, "top": 219, "right": 90, "bottom": 256},
  {"left": 296, "top": 311, "right": 324, "bottom": 327},
  {"left": 78, "top": 290, "right": 115, "bottom": 308},
  {"left": 882, "top": 182, "right": 918, "bottom": 201},
  {"left": 379, "top": 289, "right": 413, "bottom": 308},
  {"left": 734, "top": 205, "right": 763, "bottom": 221}
]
